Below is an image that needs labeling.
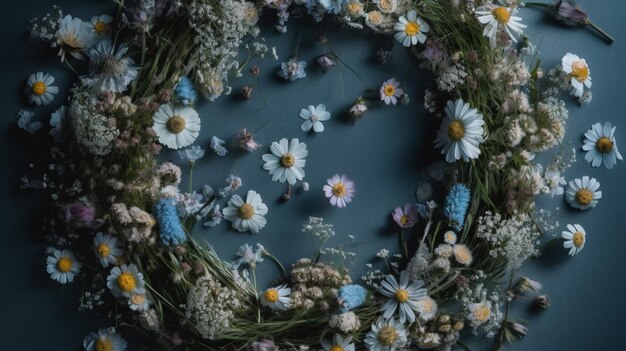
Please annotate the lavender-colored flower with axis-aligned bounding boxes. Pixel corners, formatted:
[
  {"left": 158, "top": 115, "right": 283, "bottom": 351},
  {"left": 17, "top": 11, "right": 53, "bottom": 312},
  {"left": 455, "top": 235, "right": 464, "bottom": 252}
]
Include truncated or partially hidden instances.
[
  {"left": 277, "top": 58, "right": 307, "bottom": 81},
  {"left": 535, "top": 295, "right": 551, "bottom": 309},
  {"left": 178, "top": 145, "right": 205, "bottom": 164},
  {"left": 232, "top": 243, "right": 265, "bottom": 269},
  {"left": 210, "top": 136, "right": 228, "bottom": 156},
  {"left": 554, "top": 0, "right": 589, "bottom": 26},
  {"left": 323, "top": 174, "right": 356, "bottom": 208},
  {"left": 418, "top": 40, "right": 449, "bottom": 71},
  {"left": 203, "top": 204, "right": 222, "bottom": 227},
  {"left": 219, "top": 175, "right": 242, "bottom": 198},
  {"left": 236, "top": 128, "right": 261, "bottom": 152},
  {"left": 250, "top": 339, "right": 278, "bottom": 351},
  {"left": 392, "top": 204, "right": 418, "bottom": 228},
  {"left": 65, "top": 198, "right": 96, "bottom": 227},
  {"left": 316, "top": 54, "right": 335, "bottom": 73}
]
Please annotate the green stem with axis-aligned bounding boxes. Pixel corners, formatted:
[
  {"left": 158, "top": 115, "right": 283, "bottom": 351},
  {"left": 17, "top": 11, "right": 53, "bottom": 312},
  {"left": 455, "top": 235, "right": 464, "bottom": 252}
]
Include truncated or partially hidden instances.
[
  {"left": 188, "top": 162, "right": 195, "bottom": 193},
  {"left": 265, "top": 253, "right": 287, "bottom": 277},
  {"left": 256, "top": 75, "right": 268, "bottom": 108},
  {"left": 251, "top": 268, "right": 261, "bottom": 324},
  {"left": 399, "top": 229, "right": 408, "bottom": 261},
  {"left": 587, "top": 20, "right": 615, "bottom": 44}
]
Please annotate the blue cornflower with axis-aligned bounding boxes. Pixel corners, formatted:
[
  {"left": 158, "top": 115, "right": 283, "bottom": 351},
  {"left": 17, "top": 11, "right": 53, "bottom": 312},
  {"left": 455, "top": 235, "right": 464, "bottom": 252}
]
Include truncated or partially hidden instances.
[
  {"left": 319, "top": 0, "right": 346, "bottom": 14},
  {"left": 174, "top": 76, "right": 198, "bottom": 106},
  {"left": 444, "top": 184, "right": 470, "bottom": 231},
  {"left": 338, "top": 284, "right": 367, "bottom": 312},
  {"left": 277, "top": 58, "right": 307, "bottom": 81},
  {"left": 154, "top": 198, "right": 187, "bottom": 246}
]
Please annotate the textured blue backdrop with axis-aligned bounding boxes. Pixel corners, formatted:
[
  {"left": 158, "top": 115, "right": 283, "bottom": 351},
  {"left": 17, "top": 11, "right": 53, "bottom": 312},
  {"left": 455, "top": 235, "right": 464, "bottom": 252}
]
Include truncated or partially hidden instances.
[{"left": 1, "top": 1, "right": 625, "bottom": 350}]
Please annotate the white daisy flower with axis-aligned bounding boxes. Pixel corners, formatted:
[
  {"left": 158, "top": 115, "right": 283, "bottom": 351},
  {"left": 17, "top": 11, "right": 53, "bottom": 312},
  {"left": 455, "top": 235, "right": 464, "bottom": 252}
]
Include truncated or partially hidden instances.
[
  {"left": 475, "top": 5, "right": 526, "bottom": 48},
  {"left": 561, "top": 53, "right": 591, "bottom": 97},
  {"left": 55, "top": 15, "right": 97, "bottom": 61},
  {"left": 377, "top": 270, "right": 427, "bottom": 324},
  {"left": 89, "top": 14, "right": 113, "bottom": 36},
  {"left": 582, "top": 122, "right": 622, "bottom": 169},
  {"left": 222, "top": 190, "right": 268, "bottom": 233},
  {"left": 127, "top": 288, "right": 151, "bottom": 312},
  {"left": 394, "top": 10, "right": 429, "bottom": 47},
  {"left": 83, "top": 328, "right": 127, "bottom": 351},
  {"left": 380, "top": 78, "right": 403, "bottom": 105},
  {"left": 434, "top": 99, "right": 485, "bottom": 163},
  {"left": 562, "top": 224, "right": 586, "bottom": 256},
  {"left": 25, "top": 72, "right": 59, "bottom": 106},
  {"left": 261, "top": 138, "right": 308, "bottom": 185},
  {"left": 107, "top": 263, "right": 145, "bottom": 297},
  {"left": 46, "top": 249, "right": 82, "bottom": 284},
  {"left": 364, "top": 318, "right": 408, "bottom": 351},
  {"left": 565, "top": 176, "right": 601, "bottom": 210},
  {"left": 321, "top": 334, "right": 355, "bottom": 351},
  {"left": 152, "top": 103, "right": 201, "bottom": 150},
  {"left": 260, "top": 284, "right": 291, "bottom": 311},
  {"left": 415, "top": 296, "right": 438, "bottom": 322},
  {"left": 84, "top": 39, "right": 139, "bottom": 93},
  {"left": 93, "top": 232, "right": 123, "bottom": 268},
  {"left": 300, "top": 104, "right": 331, "bottom": 132}
]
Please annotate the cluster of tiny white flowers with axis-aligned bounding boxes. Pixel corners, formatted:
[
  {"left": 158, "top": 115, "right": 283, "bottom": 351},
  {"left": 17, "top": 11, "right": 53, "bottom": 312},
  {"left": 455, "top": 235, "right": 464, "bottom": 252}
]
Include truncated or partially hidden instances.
[
  {"left": 302, "top": 216, "right": 335, "bottom": 243},
  {"left": 185, "top": 274, "right": 247, "bottom": 340},
  {"left": 30, "top": 5, "right": 63, "bottom": 41},
  {"left": 457, "top": 280, "right": 504, "bottom": 337},
  {"left": 423, "top": 89, "right": 437, "bottom": 113},
  {"left": 475, "top": 211, "right": 541, "bottom": 269},
  {"left": 436, "top": 64, "right": 468, "bottom": 92},
  {"left": 187, "top": 0, "right": 259, "bottom": 101},
  {"left": 69, "top": 84, "right": 119, "bottom": 156}
]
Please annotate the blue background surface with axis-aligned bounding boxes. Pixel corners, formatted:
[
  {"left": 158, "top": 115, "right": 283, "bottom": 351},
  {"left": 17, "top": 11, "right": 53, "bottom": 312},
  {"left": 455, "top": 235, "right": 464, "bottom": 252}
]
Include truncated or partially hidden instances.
[{"left": 1, "top": 0, "right": 625, "bottom": 350}]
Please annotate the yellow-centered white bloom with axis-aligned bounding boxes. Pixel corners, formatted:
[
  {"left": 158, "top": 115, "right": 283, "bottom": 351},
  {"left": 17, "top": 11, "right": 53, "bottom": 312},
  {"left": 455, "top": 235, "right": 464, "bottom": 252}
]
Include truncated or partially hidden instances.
[
  {"left": 434, "top": 99, "right": 485, "bottom": 163},
  {"left": 259, "top": 284, "right": 291, "bottom": 311},
  {"left": 562, "top": 53, "right": 592, "bottom": 97},
  {"left": 261, "top": 138, "right": 308, "bottom": 185},
  {"left": 25, "top": 72, "right": 59, "bottom": 106},
  {"left": 475, "top": 5, "right": 526, "bottom": 48},
  {"left": 394, "top": 10, "right": 429, "bottom": 47},
  {"left": 562, "top": 224, "right": 586, "bottom": 256},
  {"left": 377, "top": 270, "right": 427, "bottom": 324},
  {"left": 582, "top": 122, "right": 622, "bottom": 169},
  {"left": 467, "top": 302, "right": 492, "bottom": 327},
  {"left": 107, "top": 263, "right": 145, "bottom": 298},
  {"left": 93, "top": 232, "right": 123, "bottom": 268},
  {"left": 152, "top": 103, "right": 201, "bottom": 150},
  {"left": 83, "top": 328, "right": 127, "bottom": 351},
  {"left": 46, "top": 249, "right": 82, "bottom": 284},
  {"left": 321, "top": 334, "right": 355, "bottom": 351},
  {"left": 364, "top": 318, "right": 408, "bottom": 351},
  {"left": 222, "top": 190, "right": 268, "bottom": 233},
  {"left": 565, "top": 176, "right": 601, "bottom": 210}
]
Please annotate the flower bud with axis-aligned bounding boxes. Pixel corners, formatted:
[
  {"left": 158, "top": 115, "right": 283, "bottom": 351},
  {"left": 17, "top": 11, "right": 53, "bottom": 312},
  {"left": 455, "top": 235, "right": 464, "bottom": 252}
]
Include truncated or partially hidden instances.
[
  {"left": 348, "top": 97, "right": 367, "bottom": 120},
  {"left": 535, "top": 294, "right": 551, "bottom": 309},
  {"left": 554, "top": 0, "right": 589, "bottom": 26}
]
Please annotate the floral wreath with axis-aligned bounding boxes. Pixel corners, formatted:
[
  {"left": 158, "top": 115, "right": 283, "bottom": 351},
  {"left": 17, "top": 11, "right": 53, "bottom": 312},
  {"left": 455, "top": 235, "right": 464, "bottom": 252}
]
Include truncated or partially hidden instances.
[{"left": 18, "top": 0, "right": 620, "bottom": 350}]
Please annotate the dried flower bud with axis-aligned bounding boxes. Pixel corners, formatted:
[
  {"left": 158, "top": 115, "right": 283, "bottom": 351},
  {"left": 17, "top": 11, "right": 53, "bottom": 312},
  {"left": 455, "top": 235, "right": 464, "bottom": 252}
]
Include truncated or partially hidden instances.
[
  {"left": 315, "top": 33, "right": 327, "bottom": 44},
  {"left": 507, "top": 321, "right": 528, "bottom": 338},
  {"left": 302, "top": 182, "right": 310, "bottom": 191},
  {"left": 554, "top": 0, "right": 589, "bottom": 26},
  {"left": 348, "top": 97, "right": 367, "bottom": 120},
  {"left": 249, "top": 65, "right": 260, "bottom": 77},
  {"left": 515, "top": 277, "right": 542, "bottom": 294},
  {"left": 241, "top": 85, "right": 253, "bottom": 100},
  {"left": 316, "top": 55, "right": 335, "bottom": 73},
  {"left": 535, "top": 294, "right": 551, "bottom": 309}
]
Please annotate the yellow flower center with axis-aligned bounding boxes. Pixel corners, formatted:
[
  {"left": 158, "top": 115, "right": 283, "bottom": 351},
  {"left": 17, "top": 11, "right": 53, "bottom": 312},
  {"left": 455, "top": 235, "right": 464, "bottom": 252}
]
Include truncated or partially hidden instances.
[
  {"left": 455, "top": 247, "right": 472, "bottom": 264},
  {"left": 491, "top": 7, "right": 511, "bottom": 24},
  {"left": 94, "top": 338, "right": 113, "bottom": 351},
  {"left": 405, "top": 21, "right": 420, "bottom": 36},
  {"left": 575, "top": 189, "right": 594, "bottom": 206},
  {"left": 32, "top": 81, "right": 47, "bottom": 96},
  {"left": 570, "top": 60, "right": 589, "bottom": 83},
  {"left": 383, "top": 84, "right": 396, "bottom": 97},
  {"left": 264, "top": 289, "right": 279, "bottom": 303},
  {"left": 367, "top": 11, "right": 383, "bottom": 25},
  {"left": 473, "top": 304, "right": 491, "bottom": 322},
  {"left": 238, "top": 203, "right": 255, "bottom": 220},
  {"left": 378, "top": 0, "right": 394, "bottom": 11},
  {"left": 117, "top": 272, "right": 137, "bottom": 293},
  {"left": 94, "top": 20, "right": 108, "bottom": 33},
  {"left": 56, "top": 257, "right": 73, "bottom": 273},
  {"left": 573, "top": 231, "right": 585, "bottom": 247},
  {"left": 596, "top": 137, "right": 613, "bottom": 153},
  {"left": 395, "top": 289, "right": 409, "bottom": 303},
  {"left": 166, "top": 116, "right": 186, "bottom": 134},
  {"left": 400, "top": 215, "right": 409, "bottom": 226},
  {"left": 280, "top": 153, "right": 295, "bottom": 168},
  {"left": 332, "top": 183, "right": 347, "bottom": 197},
  {"left": 347, "top": 2, "right": 363, "bottom": 16},
  {"left": 377, "top": 326, "right": 398, "bottom": 346},
  {"left": 447, "top": 120, "right": 465, "bottom": 141},
  {"left": 131, "top": 293, "right": 146, "bottom": 305},
  {"left": 96, "top": 243, "right": 111, "bottom": 258},
  {"left": 330, "top": 346, "right": 344, "bottom": 351}
]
